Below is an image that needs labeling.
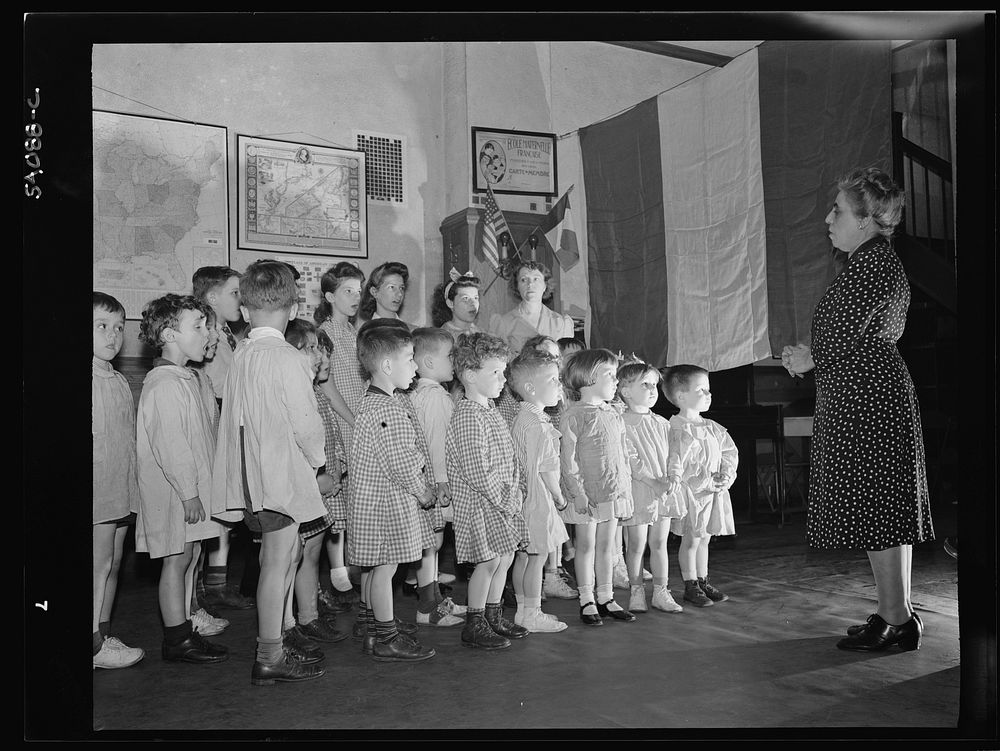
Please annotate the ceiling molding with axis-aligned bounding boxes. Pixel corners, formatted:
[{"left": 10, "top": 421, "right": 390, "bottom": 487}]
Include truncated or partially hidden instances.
[{"left": 602, "top": 41, "right": 733, "bottom": 68}]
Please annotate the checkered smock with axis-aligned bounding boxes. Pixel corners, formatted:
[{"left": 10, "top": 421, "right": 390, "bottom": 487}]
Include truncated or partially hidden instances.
[
  {"left": 398, "top": 390, "right": 445, "bottom": 536},
  {"left": 667, "top": 415, "right": 738, "bottom": 539},
  {"left": 446, "top": 398, "right": 527, "bottom": 563},
  {"left": 346, "top": 387, "right": 435, "bottom": 566},
  {"left": 319, "top": 317, "right": 366, "bottom": 449},
  {"left": 559, "top": 401, "right": 635, "bottom": 524},
  {"left": 620, "top": 410, "right": 688, "bottom": 527},
  {"left": 299, "top": 385, "right": 349, "bottom": 539},
  {"left": 510, "top": 402, "right": 569, "bottom": 555},
  {"left": 494, "top": 385, "right": 520, "bottom": 430}
]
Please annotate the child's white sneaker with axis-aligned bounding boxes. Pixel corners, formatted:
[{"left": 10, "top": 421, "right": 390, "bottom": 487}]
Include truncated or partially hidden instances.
[
  {"left": 612, "top": 559, "right": 630, "bottom": 590},
  {"left": 642, "top": 568, "right": 654, "bottom": 581},
  {"left": 629, "top": 585, "right": 648, "bottom": 613},
  {"left": 191, "top": 608, "right": 228, "bottom": 636},
  {"left": 520, "top": 610, "right": 568, "bottom": 633},
  {"left": 651, "top": 585, "right": 684, "bottom": 613},
  {"left": 93, "top": 636, "right": 145, "bottom": 670},
  {"left": 543, "top": 575, "right": 578, "bottom": 599}
]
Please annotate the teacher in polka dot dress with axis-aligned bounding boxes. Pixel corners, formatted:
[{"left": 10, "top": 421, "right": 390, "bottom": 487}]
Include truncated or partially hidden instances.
[{"left": 782, "top": 167, "right": 934, "bottom": 653}]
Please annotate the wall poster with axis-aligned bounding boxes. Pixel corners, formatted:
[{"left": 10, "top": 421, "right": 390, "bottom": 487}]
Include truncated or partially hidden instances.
[{"left": 237, "top": 134, "right": 367, "bottom": 258}]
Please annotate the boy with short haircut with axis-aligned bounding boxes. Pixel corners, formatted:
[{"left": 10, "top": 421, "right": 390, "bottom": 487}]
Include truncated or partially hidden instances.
[
  {"left": 348, "top": 321, "right": 437, "bottom": 662},
  {"left": 192, "top": 266, "right": 243, "bottom": 402},
  {"left": 408, "top": 327, "right": 467, "bottom": 628},
  {"left": 136, "top": 294, "right": 228, "bottom": 665},
  {"left": 211, "top": 260, "right": 328, "bottom": 685},
  {"left": 191, "top": 266, "right": 254, "bottom": 611}
]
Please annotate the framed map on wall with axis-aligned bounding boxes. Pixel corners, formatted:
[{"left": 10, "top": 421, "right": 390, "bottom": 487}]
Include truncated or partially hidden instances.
[
  {"left": 237, "top": 135, "right": 367, "bottom": 258},
  {"left": 93, "top": 111, "right": 230, "bottom": 319}
]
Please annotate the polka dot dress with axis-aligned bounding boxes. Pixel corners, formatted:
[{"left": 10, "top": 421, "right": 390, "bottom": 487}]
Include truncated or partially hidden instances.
[{"left": 806, "top": 238, "right": 934, "bottom": 551}]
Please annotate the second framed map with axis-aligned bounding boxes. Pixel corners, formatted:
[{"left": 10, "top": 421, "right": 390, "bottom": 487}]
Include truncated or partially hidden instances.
[{"left": 237, "top": 135, "right": 367, "bottom": 258}]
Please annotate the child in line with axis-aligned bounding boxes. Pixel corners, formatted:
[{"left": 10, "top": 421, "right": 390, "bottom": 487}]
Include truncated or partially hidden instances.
[
  {"left": 554, "top": 337, "right": 585, "bottom": 568},
  {"left": 314, "top": 261, "right": 368, "bottom": 610},
  {"left": 92, "top": 292, "right": 144, "bottom": 670},
  {"left": 136, "top": 294, "right": 228, "bottom": 665},
  {"left": 662, "top": 365, "right": 738, "bottom": 608},
  {"left": 192, "top": 265, "right": 256, "bottom": 611},
  {"left": 282, "top": 318, "right": 349, "bottom": 650},
  {"left": 446, "top": 333, "right": 529, "bottom": 650},
  {"left": 313, "top": 329, "right": 356, "bottom": 617},
  {"left": 315, "top": 261, "right": 366, "bottom": 449},
  {"left": 617, "top": 361, "right": 687, "bottom": 613},
  {"left": 521, "top": 335, "right": 578, "bottom": 601},
  {"left": 408, "top": 327, "right": 468, "bottom": 628},
  {"left": 212, "top": 260, "right": 328, "bottom": 685},
  {"left": 507, "top": 349, "right": 569, "bottom": 633},
  {"left": 560, "top": 349, "right": 636, "bottom": 626},
  {"left": 184, "top": 305, "right": 231, "bottom": 638},
  {"left": 347, "top": 320, "right": 436, "bottom": 662}
]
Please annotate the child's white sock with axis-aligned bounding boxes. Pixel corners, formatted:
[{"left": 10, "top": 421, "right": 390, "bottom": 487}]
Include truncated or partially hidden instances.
[
  {"left": 578, "top": 584, "right": 594, "bottom": 608},
  {"left": 515, "top": 593, "right": 525, "bottom": 619},
  {"left": 329, "top": 566, "right": 352, "bottom": 592}
]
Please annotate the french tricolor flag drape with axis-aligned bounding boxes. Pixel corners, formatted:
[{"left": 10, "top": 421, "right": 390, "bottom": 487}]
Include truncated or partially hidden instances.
[{"left": 579, "top": 41, "right": 892, "bottom": 371}]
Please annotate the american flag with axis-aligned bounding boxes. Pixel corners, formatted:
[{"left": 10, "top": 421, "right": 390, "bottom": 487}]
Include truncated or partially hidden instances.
[{"left": 481, "top": 183, "right": 511, "bottom": 273}]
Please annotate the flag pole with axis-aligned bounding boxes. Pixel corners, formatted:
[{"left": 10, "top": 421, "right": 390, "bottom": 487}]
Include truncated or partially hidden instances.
[{"left": 481, "top": 232, "right": 511, "bottom": 296}]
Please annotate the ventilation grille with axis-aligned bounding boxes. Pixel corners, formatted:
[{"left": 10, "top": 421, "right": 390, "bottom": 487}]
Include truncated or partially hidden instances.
[{"left": 355, "top": 131, "right": 405, "bottom": 204}]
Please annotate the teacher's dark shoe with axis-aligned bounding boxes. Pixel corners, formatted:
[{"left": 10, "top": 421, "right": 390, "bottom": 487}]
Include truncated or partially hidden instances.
[
  {"left": 847, "top": 610, "right": 923, "bottom": 637},
  {"left": 837, "top": 614, "right": 921, "bottom": 652},
  {"left": 161, "top": 631, "right": 229, "bottom": 664}
]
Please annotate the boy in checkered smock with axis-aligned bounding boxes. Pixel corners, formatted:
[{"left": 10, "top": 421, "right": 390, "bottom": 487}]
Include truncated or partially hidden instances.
[
  {"left": 407, "top": 327, "right": 469, "bottom": 629},
  {"left": 346, "top": 320, "right": 437, "bottom": 663},
  {"left": 445, "top": 332, "right": 530, "bottom": 651}
]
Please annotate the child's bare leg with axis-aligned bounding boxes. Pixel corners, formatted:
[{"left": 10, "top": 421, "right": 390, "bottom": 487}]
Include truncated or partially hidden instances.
[
  {"left": 295, "top": 534, "right": 324, "bottom": 626},
  {"left": 574, "top": 521, "right": 597, "bottom": 611},
  {"left": 416, "top": 546, "right": 437, "bottom": 588},
  {"left": 282, "top": 537, "right": 304, "bottom": 632},
  {"left": 624, "top": 525, "right": 648, "bottom": 585},
  {"left": 648, "top": 520, "right": 670, "bottom": 583},
  {"left": 257, "top": 525, "right": 299, "bottom": 640},
  {"left": 93, "top": 524, "right": 116, "bottom": 638},
  {"left": 595, "top": 519, "right": 628, "bottom": 612},
  {"left": 678, "top": 534, "right": 698, "bottom": 581},
  {"left": 159, "top": 544, "right": 194, "bottom": 628},
  {"left": 368, "top": 563, "right": 398, "bottom": 622},
  {"left": 594, "top": 519, "right": 618, "bottom": 590},
  {"left": 467, "top": 557, "right": 500, "bottom": 610},
  {"left": 184, "top": 541, "right": 202, "bottom": 619},
  {"left": 695, "top": 535, "right": 710, "bottom": 579},
  {"left": 487, "top": 552, "right": 515, "bottom": 603},
  {"left": 523, "top": 553, "right": 545, "bottom": 602}
]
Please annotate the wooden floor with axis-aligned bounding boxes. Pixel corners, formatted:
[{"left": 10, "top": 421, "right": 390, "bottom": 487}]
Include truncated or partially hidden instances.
[{"left": 82, "top": 502, "right": 970, "bottom": 739}]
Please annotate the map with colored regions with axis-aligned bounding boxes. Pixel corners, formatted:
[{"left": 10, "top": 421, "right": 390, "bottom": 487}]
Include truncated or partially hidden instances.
[
  {"left": 237, "top": 136, "right": 366, "bottom": 257},
  {"left": 93, "top": 111, "right": 229, "bottom": 318}
]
